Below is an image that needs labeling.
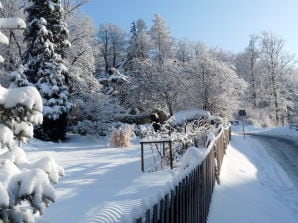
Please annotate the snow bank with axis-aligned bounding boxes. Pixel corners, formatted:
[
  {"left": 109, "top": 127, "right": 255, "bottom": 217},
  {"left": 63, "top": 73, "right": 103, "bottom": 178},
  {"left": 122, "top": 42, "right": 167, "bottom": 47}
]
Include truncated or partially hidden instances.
[
  {"left": 233, "top": 124, "right": 298, "bottom": 139},
  {"left": 256, "top": 126, "right": 298, "bottom": 138}
]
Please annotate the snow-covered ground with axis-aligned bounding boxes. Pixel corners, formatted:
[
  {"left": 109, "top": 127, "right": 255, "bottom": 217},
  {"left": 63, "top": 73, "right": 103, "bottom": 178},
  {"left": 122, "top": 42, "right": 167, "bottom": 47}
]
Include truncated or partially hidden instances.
[
  {"left": 26, "top": 126, "right": 298, "bottom": 223},
  {"left": 28, "top": 135, "right": 208, "bottom": 223}
]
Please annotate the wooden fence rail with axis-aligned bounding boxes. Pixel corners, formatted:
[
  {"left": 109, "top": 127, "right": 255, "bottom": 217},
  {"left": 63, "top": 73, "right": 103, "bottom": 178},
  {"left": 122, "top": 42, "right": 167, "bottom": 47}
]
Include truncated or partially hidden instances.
[{"left": 136, "top": 127, "right": 231, "bottom": 223}]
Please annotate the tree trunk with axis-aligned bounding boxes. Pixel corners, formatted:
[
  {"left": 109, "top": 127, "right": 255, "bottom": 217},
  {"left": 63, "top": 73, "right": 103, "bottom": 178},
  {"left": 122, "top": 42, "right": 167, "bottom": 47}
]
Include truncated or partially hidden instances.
[
  {"left": 104, "top": 33, "right": 109, "bottom": 73},
  {"left": 250, "top": 53, "right": 257, "bottom": 108},
  {"left": 270, "top": 69, "right": 279, "bottom": 126}
]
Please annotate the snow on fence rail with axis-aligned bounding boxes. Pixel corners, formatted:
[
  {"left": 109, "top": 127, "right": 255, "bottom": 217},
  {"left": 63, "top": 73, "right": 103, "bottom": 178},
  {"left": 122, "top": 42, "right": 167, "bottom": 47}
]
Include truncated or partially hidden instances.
[{"left": 135, "top": 127, "right": 231, "bottom": 223}]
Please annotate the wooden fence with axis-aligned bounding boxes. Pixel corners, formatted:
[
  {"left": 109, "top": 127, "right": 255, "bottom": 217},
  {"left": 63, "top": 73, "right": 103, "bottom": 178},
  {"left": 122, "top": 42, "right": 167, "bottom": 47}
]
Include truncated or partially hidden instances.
[{"left": 136, "top": 127, "right": 231, "bottom": 223}]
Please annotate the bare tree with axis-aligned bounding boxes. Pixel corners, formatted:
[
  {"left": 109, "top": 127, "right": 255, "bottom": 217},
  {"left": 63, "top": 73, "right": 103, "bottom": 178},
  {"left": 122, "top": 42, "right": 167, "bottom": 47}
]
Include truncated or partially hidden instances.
[
  {"left": 174, "top": 38, "right": 194, "bottom": 64},
  {"left": 62, "top": 0, "right": 89, "bottom": 16},
  {"left": 0, "top": 0, "right": 25, "bottom": 79},
  {"left": 260, "top": 31, "right": 295, "bottom": 126},
  {"left": 66, "top": 11, "right": 99, "bottom": 95},
  {"left": 247, "top": 34, "right": 259, "bottom": 108},
  {"left": 120, "top": 58, "right": 184, "bottom": 115},
  {"left": 235, "top": 34, "right": 260, "bottom": 109},
  {"left": 186, "top": 47, "right": 246, "bottom": 117},
  {"left": 96, "top": 23, "right": 127, "bottom": 73}
]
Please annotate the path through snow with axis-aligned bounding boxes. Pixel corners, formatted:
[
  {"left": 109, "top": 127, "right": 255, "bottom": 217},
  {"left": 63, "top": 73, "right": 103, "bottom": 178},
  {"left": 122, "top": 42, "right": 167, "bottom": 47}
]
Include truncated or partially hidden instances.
[{"left": 208, "top": 133, "right": 298, "bottom": 223}]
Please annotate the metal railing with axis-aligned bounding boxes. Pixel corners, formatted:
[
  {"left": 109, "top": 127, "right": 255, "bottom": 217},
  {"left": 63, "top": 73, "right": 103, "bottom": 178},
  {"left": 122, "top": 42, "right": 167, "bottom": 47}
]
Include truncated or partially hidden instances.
[{"left": 136, "top": 127, "right": 231, "bottom": 223}]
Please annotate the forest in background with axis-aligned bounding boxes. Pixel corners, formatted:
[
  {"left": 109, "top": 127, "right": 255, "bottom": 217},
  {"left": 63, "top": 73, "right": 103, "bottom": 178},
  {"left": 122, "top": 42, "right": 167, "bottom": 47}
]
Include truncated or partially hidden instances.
[{"left": 1, "top": 0, "right": 297, "bottom": 137}]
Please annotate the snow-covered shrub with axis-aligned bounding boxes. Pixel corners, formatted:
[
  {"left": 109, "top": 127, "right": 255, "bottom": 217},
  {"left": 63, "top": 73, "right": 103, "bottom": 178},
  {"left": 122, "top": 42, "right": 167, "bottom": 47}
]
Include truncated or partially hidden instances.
[
  {"left": 72, "top": 120, "right": 101, "bottom": 136},
  {"left": 171, "top": 122, "right": 210, "bottom": 165},
  {"left": 99, "top": 67, "right": 129, "bottom": 96},
  {"left": 141, "top": 112, "right": 230, "bottom": 171},
  {"left": 140, "top": 114, "right": 212, "bottom": 170},
  {"left": 133, "top": 124, "right": 153, "bottom": 138},
  {"left": 108, "top": 124, "right": 135, "bottom": 148},
  {"left": 69, "top": 89, "right": 126, "bottom": 136},
  {"left": 168, "top": 109, "right": 210, "bottom": 127},
  {"left": 0, "top": 10, "right": 63, "bottom": 222},
  {"left": 0, "top": 85, "right": 64, "bottom": 222}
]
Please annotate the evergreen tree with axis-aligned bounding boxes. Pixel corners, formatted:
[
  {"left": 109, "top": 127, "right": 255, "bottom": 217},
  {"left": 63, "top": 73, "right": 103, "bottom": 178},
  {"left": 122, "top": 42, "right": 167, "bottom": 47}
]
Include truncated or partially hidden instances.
[
  {"left": 0, "top": 4, "right": 64, "bottom": 221},
  {"left": 127, "top": 19, "right": 151, "bottom": 60},
  {"left": 21, "top": 0, "right": 71, "bottom": 141}
]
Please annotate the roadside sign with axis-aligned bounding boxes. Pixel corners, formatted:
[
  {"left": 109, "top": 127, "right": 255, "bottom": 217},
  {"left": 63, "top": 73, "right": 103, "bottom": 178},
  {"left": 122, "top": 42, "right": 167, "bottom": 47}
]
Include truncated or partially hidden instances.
[
  {"left": 239, "top": 110, "right": 246, "bottom": 139},
  {"left": 239, "top": 110, "right": 246, "bottom": 117}
]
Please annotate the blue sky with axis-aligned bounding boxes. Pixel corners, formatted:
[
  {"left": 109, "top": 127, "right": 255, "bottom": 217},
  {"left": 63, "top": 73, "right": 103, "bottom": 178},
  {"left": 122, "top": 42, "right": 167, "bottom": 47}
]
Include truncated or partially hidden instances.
[{"left": 81, "top": 0, "right": 298, "bottom": 57}]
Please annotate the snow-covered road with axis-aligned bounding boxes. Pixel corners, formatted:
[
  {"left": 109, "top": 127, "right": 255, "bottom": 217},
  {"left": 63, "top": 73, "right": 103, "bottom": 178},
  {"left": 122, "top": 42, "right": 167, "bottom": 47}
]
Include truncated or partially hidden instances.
[
  {"left": 248, "top": 134, "right": 298, "bottom": 188},
  {"left": 208, "top": 128, "right": 298, "bottom": 223}
]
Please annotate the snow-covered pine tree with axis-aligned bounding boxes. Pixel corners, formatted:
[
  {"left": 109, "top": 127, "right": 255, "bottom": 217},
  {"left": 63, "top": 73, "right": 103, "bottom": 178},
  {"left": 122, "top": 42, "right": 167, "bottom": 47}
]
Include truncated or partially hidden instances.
[
  {"left": 0, "top": 5, "right": 64, "bottom": 221},
  {"left": 127, "top": 21, "right": 137, "bottom": 61},
  {"left": 127, "top": 19, "right": 151, "bottom": 61},
  {"left": 21, "top": 0, "right": 71, "bottom": 141}
]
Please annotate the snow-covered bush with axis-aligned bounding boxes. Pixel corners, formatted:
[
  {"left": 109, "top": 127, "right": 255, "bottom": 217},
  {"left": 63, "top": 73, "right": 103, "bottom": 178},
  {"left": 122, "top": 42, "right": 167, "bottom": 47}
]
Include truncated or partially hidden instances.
[
  {"left": 99, "top": 67, "right": 129, "bottom": 96},
  {"left": 69, "top": 90, "right": 125, "bottom": 136},
  {"left": 139, "top": 114, "right": 212, "bottom": 170},
  {"left": 141, "top": 113, "right": 227, "bottom": 171},
  {"left": 133, "top": 124, "right": 152, "bottom": 138},
  {"left": 171, "top": 120, "right": 210, "bottom": 164},
  {"left": 1, "top": 14, "right": 63, "bottom": 220},
  {"left": 108, "top": 124, "right": 135, "bottom": 148},
  {"left": 0, "top": 86, "right": 64, "bottom": 222}
]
